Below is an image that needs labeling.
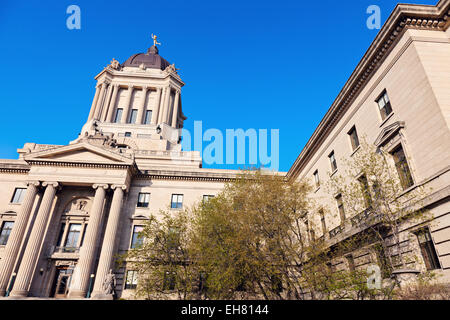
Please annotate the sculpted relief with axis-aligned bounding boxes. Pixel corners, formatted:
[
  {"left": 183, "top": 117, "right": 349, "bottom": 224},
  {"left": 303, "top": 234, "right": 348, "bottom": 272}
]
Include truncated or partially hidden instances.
[{"left": 63, "top": 197, "right": 91, "bottom": 215}]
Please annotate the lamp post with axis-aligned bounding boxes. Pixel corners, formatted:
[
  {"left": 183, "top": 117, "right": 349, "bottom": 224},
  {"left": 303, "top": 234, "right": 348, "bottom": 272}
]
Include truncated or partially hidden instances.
[
  {"left": 5, "top": 272, "right": 17, "bottom": 297},
  {"left": 86, "top": 274, "right": 95, "bottom": 298}
]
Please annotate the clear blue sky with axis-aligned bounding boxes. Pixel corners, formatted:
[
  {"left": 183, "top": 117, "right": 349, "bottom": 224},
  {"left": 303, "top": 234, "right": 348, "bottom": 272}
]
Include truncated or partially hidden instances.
[{"left": 0, "top": 0, "right": 437, "bottom": 172}]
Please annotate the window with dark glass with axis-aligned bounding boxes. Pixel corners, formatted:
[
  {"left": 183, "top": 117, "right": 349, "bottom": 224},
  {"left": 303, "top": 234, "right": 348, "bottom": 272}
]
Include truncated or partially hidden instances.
[
  {"left": 144, "top": 110, "right": 152, "bottom": 125},
  {"left": 11, "top": 188, "right": 26, "bottom": 204},
  {"left": 374, "top": 243, "right": 392, "bottom": 278},
  {"left": 416, "top": 228, "right": 441, "bottom": 270},
  {"left": 64, "top": 223, "right": 81, "bottom": 249},
  {"left": 329, "top": 151, "right": 337, "bottom": 172},
  {"left": 391, "top": 145, "right": 414, "bottom": 190},
  {"left": 137, "top": 193, "right": 150, "bottom": 208},
  {"left": 131, "top": 225, "right": 144, "bottom": 249},
  {"left": 313, "top": 170, "right": 320, "bottom": 188},
  {"left": 171, "top": 194, "right": 183, "bottom": 209},
  {"left": 376, "top": 91, "right": 393, "bottom": 121},
  {"left": 129, "top": 109, "right": 138, "bottom": 124},
  {"left": 348, "top": 126, "right": 360, "bottom": 151},
  {"left": 0, "top": 221, "right": 14, "bottom": 245},
  {"left": 163, "top": 271, "right": 176, "bottom": 291},
  {"left": 358, "top": 175, "right": 372, "bottom": 208},
  {"left": 124, "top": 132, "right": 132, "bottom": 137},
  {"left": 336, "top": 194, "right": 345, "bottom": 224},
  {"left": 114, "top": 108, "right": 123, "bottom": 123},
  {"left": 319, "top": 209, "right": 327, "bottom": 235},
  {"left": 125, "top": 270, "right": 138, "bottom": 289}
]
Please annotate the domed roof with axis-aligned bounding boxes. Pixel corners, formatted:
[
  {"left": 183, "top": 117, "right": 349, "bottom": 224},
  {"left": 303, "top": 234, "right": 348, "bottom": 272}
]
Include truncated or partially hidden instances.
[{"left": 122, "top": 45, "right": 170, "bottom": 70}]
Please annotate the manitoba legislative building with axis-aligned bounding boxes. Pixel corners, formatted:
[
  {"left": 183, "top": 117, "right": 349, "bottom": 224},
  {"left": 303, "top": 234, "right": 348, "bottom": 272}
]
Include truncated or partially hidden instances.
[{"left": 0, "top": 0, "right": 449, "bottom": 299}]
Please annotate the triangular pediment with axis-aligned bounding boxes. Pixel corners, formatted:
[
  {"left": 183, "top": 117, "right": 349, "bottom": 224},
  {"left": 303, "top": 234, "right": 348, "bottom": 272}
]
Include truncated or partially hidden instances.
[
  {"left": 24, "top": 142, "right": 134, "bottom": 166},
  {"left": 374, "top": 121, "right": 405, "bottom": 147}
]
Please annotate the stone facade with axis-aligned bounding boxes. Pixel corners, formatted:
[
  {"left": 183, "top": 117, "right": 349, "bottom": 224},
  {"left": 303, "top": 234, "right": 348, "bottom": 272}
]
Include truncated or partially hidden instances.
[{"left": 0, "top": 0, "right": 449, "bottom": 299}]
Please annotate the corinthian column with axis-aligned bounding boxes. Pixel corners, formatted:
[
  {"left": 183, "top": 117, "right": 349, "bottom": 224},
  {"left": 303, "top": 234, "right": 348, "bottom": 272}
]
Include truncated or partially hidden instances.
[
  {"left": 136, "top": 86, "right": 149, "bottom": 124},
  {"left": 92, "top": 185, "right": 126, "bottom": 297},
  {"left": 171, "top": 89, "right": 180, "bottom": 128},
  {"left": 68, "top": 184, "right": 108, "bottom": 298},
  {"left": 0, "top": 181, "right": 40, "bottom": 296},
  {"left": 10, "top": 182, "right": 59, "bottom": 298},
  {"left": 152, "top": 88, "right": 162, "bottom": 125},
  {"left": 121, "top": 85, "right": 134, "bottom": 124},
  {"left": 157, "top": 87, "right": 167, "bottom": 124},
  {"left": 161, "top": 87, "right": 172, "bottom": 124},
  {"left": 87, "top": 84, "right": 102, "bottom": 121},
  {"left": 101, "top": 85, "right": 115, "bottom": 121},
  {"left": 105, "top": 85, "right": 120, "bottom": 123}
]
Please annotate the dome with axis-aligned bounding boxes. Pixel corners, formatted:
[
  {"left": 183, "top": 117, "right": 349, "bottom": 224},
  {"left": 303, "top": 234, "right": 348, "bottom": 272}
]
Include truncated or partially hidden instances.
[{"left": 121, "top": 45, "right": 170, "bottom": 70}]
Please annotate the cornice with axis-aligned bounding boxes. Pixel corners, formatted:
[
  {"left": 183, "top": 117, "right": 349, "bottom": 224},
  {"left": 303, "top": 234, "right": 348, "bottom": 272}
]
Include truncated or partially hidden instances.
[
  {"left": 286, "top": 0, "right": 449, "bottom": 181},
  {"left": 26, "top": 160, "right": 131, "bottom": 170},
  {"left": 135, "top": 169, "right": 238, "bottom": 182}
]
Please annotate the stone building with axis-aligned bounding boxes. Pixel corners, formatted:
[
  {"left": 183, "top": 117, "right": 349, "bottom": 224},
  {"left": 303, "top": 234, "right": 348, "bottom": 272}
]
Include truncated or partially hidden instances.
[
  {"left": 287, "top": 0, "right": 450, "bottom": 284},
  {"left": 0, "top": 0, "right": 449, "bottom": 299}
]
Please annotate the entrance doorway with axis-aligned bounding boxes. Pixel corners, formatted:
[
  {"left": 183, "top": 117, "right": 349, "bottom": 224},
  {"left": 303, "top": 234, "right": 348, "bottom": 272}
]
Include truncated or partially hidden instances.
[{"left": 50, "top": 266, "right": 72, "bottom": 298}]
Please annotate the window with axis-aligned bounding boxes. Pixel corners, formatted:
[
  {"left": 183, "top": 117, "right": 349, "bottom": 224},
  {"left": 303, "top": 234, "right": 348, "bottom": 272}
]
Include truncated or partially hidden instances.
[
  {"left": 348, "top": 126, "right": 360, "bottom": 151},
  {"left": 11, "top": 188, "right": 26, "bottom": 204},
  {"left": 391, "top": 145, "right": 414, "bottom": 190},
  {"left": 358, "top": 175, "right": 372, "bottom": 208},
  {"left": 0, "top": 221, "right": 14, "bottom": 245},
  {"left": 137, "top": 193, "right": 150, "bottom": 208},
  {"left": 335, "top": 194, "right": 345, "bottom": 224},
  {"left": 319, "top": 209, "right": 327, "bottom": 235},
  {"left": 131, "top": 225, "right": 144, "bottom": 249},
  {"left": 203, "top": 195, "right": 214, "bottom": 203},
  {"left": 64, "top": 223, "right": 82, "bottom": 249},
  {"left": 125, "top": 270, "right": 138, "bottom": 289},
  {"left": 374, "top": 243, "right": 392, "bottom": 278},
  {"left": 313, "top": 170, "right": 320, "bottom": 188},
  {"left": 376, "top": 91, "right": 393, "bottom": 121},
  {"left": 124, "top": 132, "right": 132, "bottom": 137},
  {"left": 329, "top": 151, "right": 337, "bottom": 172},
  {"left": 129, "top": 109, "right": 138, "bottom": 124},
  {"left": 171, "top": 194, "right": 183, "bottom": 209},
  {"left": 416, "top": 228, "right": 441, "bottom": 270},
  {"left": 163, "top": 271, "right": 176, "bottom": 291},
  {"left": 114, "top": 108, "right": 123, "bottom": 123},
  {"left": 144, "top": 110, "right": 152, "bottom": 125}
]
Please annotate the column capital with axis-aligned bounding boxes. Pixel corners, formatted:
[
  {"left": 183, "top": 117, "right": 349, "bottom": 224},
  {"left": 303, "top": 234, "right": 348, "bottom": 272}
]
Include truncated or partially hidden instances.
[
  {"left": 127, "top": 84, "right": 135, "bottom": 89},
  {"left": 42, "top": 181, "right": 59, "bottom": 188},
  {"left": 175, "top": 89, "right": 181, "bottom": 94},
  {"left": 111, "top": 184, "right": 127, "bottom": 191},
  {"left": 26, "top": 181, "right": 40, "bottom": 187},
  {"left": 93, "top": 184, "right": 109, "bottom": 190}
]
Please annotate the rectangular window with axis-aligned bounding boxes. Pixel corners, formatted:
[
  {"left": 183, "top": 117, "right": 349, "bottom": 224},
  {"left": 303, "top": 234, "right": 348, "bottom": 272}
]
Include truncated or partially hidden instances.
[
  {"left": 376, "top": 91, "right": 393, "bottom": 121},
  {"left": 124, "top": 132, "right": 131, "bottom": 137},
  {"left": 64, "top": 223, "right": 82, "bottom": 249},
  {"left": 0, "top": 221, "right": 14, "bottom": 246},
  {"left": 391, "top": 145, "right": 414, "bottom": 190},
  {"left": 348, "top": 126, "right": 360, "bottom": 151},
  {"left": 336, "top": 194, "right": 345, "bottom": 224},
  {"left": 313, "top": 170, "right": 320, "bottom": 188},
  {"left": 346, "top": 255, "right": 355, "bottom": 271},
  {"left": 358, "top": 175, "right": 372, "bottom": 208},
  {"left": 374, "top": 243, "right": 392, "bottom": 278},
  {"left": 125, "top": 270, "right": 138, "bottom": 290},
  {"left": 114, "top": 108, "right": 123, "bottom": 123},
  {"left": 203, "top": 195, "right": 214, "bottom": 203},
  {"left": 171, "top": 194, "right": 183, "bottom": 209},
  {"left": 131, "top": 225, "right": 144, "bottom": 249},
  {"left": 144, "top": 110, "right": 152, "bottom": 125},
  {"left": 11, "top": 188, "right": 26, "bottom": 204},
  {"left": 163, "top": 271, "right": 176, "bottom": 291},
  {"left": 319, "top": 209, "right": 326, "bottom": 235},
  {"left": 329, "top": 151, "right": 337, "bottom": 172},
  {"left": 416, "top": 228, "right": 441, "bottom": 270},
  {"left": 129, "top": 109, "right": 138, "bottom": 124},
  {"left": 137, "top": 193, "right": 150, "bottom": 208}
]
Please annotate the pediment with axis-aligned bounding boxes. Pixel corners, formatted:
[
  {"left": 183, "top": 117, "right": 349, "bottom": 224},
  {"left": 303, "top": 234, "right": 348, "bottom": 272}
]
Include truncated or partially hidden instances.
[
  {"left": 24, "top": 142, "right": 134, "bottom": 166},
  {"left": 374, "top": 121, "right": 405, "bottom": 147}
]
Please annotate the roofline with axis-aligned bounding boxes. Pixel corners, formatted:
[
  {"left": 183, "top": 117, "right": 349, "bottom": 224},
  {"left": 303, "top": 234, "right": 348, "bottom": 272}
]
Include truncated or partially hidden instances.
[{"left": 286, "top": 0, "right": 450, "bottom": 181}]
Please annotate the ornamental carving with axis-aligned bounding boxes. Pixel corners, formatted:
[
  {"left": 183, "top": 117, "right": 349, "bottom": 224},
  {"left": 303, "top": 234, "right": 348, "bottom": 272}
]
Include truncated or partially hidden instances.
[{"left": 63, "top": 197, "right": 91, "bottom": 215}]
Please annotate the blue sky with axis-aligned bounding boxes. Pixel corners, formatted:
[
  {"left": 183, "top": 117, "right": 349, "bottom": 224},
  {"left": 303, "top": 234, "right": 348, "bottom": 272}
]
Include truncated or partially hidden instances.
[{"left": 0, "top": 0, "right": 437, "bottom": 172}]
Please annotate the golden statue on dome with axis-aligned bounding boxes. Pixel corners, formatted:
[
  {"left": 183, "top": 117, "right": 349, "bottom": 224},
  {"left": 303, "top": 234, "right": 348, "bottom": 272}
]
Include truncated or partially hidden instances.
[{"left": 151, "top": 33, "right": 161, "bottom": 47}]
